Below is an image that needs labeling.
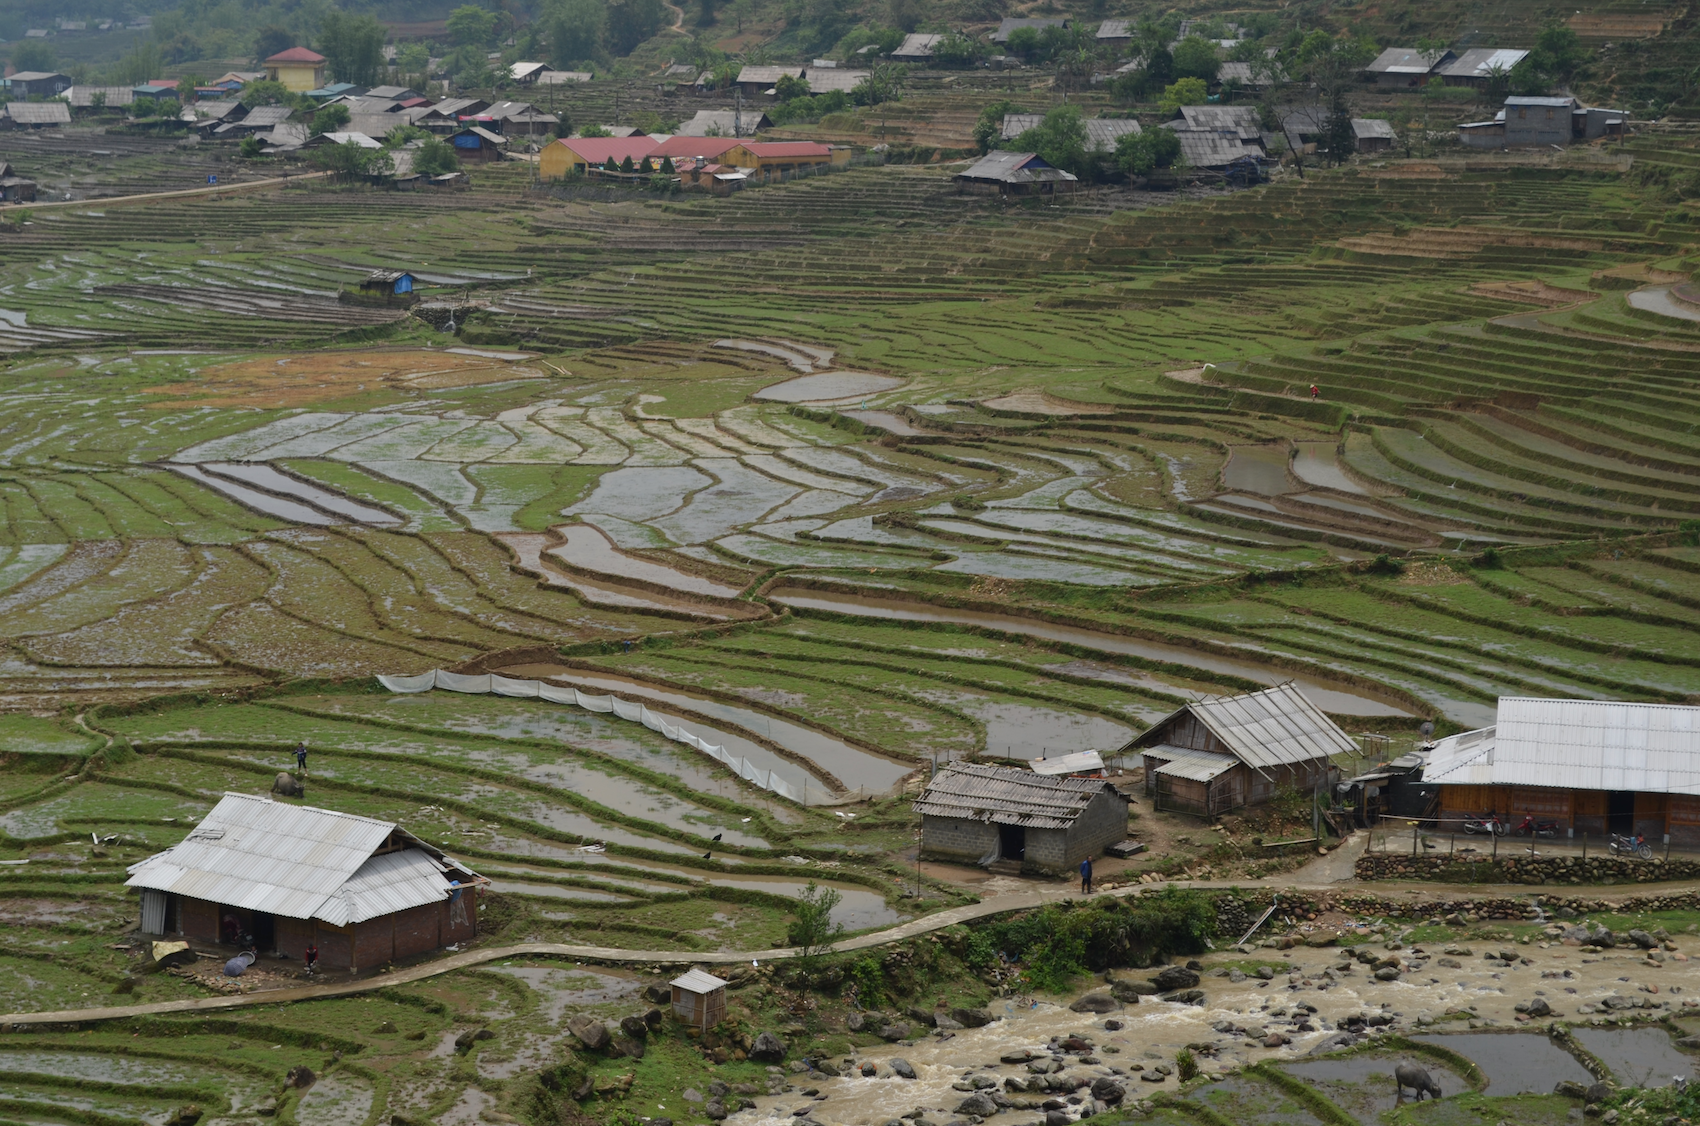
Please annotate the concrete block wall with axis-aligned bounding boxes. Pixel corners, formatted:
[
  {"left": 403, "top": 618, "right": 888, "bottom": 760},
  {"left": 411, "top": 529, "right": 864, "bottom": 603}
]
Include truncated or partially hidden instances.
[{"left": 920, "top": 814, "right": 998, "bottom": 862}]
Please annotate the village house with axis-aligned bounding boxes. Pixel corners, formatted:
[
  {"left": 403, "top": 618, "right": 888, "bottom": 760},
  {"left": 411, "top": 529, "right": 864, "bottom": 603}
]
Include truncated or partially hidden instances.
[
  {"left": 1437, "top": 48, "right": 1529, "bottom": 88},
  {"left": 1128, "top": 684, "right": 1353, "bottom": 817},
  {"left": 1362, "top": 46, "right": 1453, "bottom": 88},
  {"left": 5, "top": 71, "right": 72, "bottom": 97},
  {"left": 2, "top": 102, "right": 72, "bottom": 130},
  {"left": 675, "top": 108, "right": 770, "bottom": 137},
  {"left": 264, "top": 47, "right": 328, "bottom": 93},
  {"left": 1096, "top": 19, "right": 1133, "bottom": 43},
  {"left": 126, "top": 793, "right": 484, "bottom": 971},
  {"left": 419, "top": 97, "right": 492, "bottom": 133},
  {"left": 956, "top": 150, "right": 1078, "bottom": 195},
  {"left": 539, "top": 134, "right": 659, "bottom": 179},
  {"left": 804, "top": 68, "right": 870, "bottom": 94},
  {"left": 65, "top": 85, "right": 138, "bottom": 111},
  {"left": 915, "top": 762, "right": 1130, "bottom": 873},
  {"left": 892, "top": 33, "right": 943, "bottom": 61},
  {"left": 1426, "top": 697, "right": 1700, "bottom": 845},
  {"left": 650, "top": 134, "right": 743, "bottom": 163},
  {"left": 734, "top": 65, "right": 805, "bottom": 96},
  {"left": 1458, "top": 95, "right": 1625, "bottom": 148},
  {"left": 360, "top": 269, "right": 416, "bottom": 296},
  {"left": 0, "top": 161, "right": 37, "bottom": 202},
  {"left": 670, "top": 969, "right": 728, "bottom": 1029},
  {"left": 720, "top": 140, "right": 847, "bottom": 180},
  {"left": 449, "top": 126, "right": 509, "bottom": 164}
]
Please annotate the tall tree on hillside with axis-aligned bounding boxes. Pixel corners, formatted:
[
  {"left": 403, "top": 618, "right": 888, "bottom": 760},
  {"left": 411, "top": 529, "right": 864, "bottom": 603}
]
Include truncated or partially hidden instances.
[
  {"left": 320, "top": 12, "right": 387, "bottom": 86},
  {"left": 1013, "top": 103, "right": 1092, "bottom": 178},
  {"left": 253, "top": 25, "right": 295, "bottom": 64},
  {"left": 606, "top": 0, "right": 665, "bottom": 54},
  {"left": 1171, "top": 35, "right": 1220, "bottom": 82},
  {"left": 973, "top": 98, "right": 1025, "bottom": 153},
  {"left": 447, "top": 5, "right": 499, "bottom": 48},
  {"left": 544, "top": 0, "right": 606, "bottom": 65}
]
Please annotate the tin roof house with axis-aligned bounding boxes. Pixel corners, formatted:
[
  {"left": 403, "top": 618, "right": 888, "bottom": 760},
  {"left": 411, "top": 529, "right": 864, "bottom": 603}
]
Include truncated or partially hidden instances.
[
  {"left": 915, "top": 761, "right": 1130, "bottom": 873},
  {"left": 126, "top": 793, "right": 484, "bottom": 971},
  {"left": 1128, "top": 684, "right": 1353, "bottom": 817}
]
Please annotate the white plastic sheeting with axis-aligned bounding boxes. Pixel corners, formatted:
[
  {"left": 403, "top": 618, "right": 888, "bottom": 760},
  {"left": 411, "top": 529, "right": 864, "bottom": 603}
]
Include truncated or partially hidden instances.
[{"left": 376, "top": 670, "right": 809, "bottom": 804}]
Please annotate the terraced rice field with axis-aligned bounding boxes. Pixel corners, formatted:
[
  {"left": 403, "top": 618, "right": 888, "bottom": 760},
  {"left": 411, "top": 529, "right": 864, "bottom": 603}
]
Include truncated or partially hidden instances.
[{"left": 4, "top": 134, "right": 1700, "bottom": 1120}]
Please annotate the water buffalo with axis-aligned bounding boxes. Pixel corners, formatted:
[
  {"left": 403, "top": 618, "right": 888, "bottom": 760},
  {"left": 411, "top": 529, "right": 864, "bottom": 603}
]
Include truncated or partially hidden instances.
[
  {"left": 1394, "top": 1063, "right": 1442, "bottom": 1101},
  {"left": 271, "top": 771, "right": 305, "bottom": 798}
]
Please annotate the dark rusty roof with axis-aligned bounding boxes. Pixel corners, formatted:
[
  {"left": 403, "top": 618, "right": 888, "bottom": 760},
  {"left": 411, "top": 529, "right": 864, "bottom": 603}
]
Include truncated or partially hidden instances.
[{"left": 913, "top": 762, "right": 1124, "bottom": 829}]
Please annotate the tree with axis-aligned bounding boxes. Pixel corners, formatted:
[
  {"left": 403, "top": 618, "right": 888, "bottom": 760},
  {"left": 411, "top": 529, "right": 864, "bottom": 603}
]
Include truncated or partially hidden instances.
[
  {"left": 786, "top": 882, "right": 845, "bottom": 958},
  {"left": 775, "top": 73, "right": 809, "bottom": 101},
  {"left": 176, "top": 76, "right": 201, "bottom": 105},
  {"left": 1115, "top": 126, "right": 1181, "bottom": 174},
  {"left": 851, "top": 62, "right": 904, "bottom": 107},
  {"left": 1159, "top": 76, "right": 1208, "bottom": 117},
  {"left": 1171, "top": 35, "right": 1220, "bottom": 83},
  {"left": 383, "top": 124, "right": 430, "bottom": 147},
  {"left": 1533, "top": 24, "right": 1587, "bottom": 84},
  {"left": 239, "top": 135, "right": 265, "bottom": 158},
  {"left": 639, "top": 156, "right": 655, "bottom": 172},
  {"left": 1005, "top": 26, "right": 1041, "bottom": 59},
  {"left": 973, "top": 98, "right": 1024, "bottom": 153},
  {"left": 933, "top": 30, "right": 984, "bottom": 68},
  {"left": 1482, "top": 61, "right": 1512, "bottom": 102},
  {"left": 699, "top": 0, "right": 718, "bottom": 27},
  {"left": 604, "top": 156, "right": 620, "bottom": 170},
  {"left": 320, "top": 12, "right": 387, "bottom": 87},
  {"left": 90, "top": 91, "right": 108, "bottom": 112},
  {"left": 447, "top": 5, "right": 499, "bottom": 48},
  {"left": 108, "top": 41, "right": 163, "bottom": 86},
  {"left": 314, "top": 139, "right": 391, "bottom": 180},
  {"left": 660, "top": 154, "right": 676, "bottom": 172},
  {"left": 254, "top": 25, "right": 295, "bottom": 65},
  {"left": 544, "top": 0, "right": 605, "bottom": 66},
  {"left": 606, "top": 0, "right": 665, "bottom": 54},
  {"left": 887, "top": 0, "right": 925, "bottom": 32},
  {"left": 10, "top": 41, "right": 55, "bottom": 72},
  {"left": 619, "top": 154, "right": 635, "bottom": 172},
  {"left": 415, "top": 137, "right": 461, "bottom": 175},
  {"left": 396, "top": 42, "right": 431, "bottom": 74},
  {"left": 315, "top": 102, "right": 351, "bottom": 134},
  {"left": 1014, "top": 103, "right": 1092, "bottom": 178},
  {"left": 1323, "top": 89, "right": 1355, "bottom": 165},
  {"left": 580, "top": 122, "right": 612, "bottom": 136}
]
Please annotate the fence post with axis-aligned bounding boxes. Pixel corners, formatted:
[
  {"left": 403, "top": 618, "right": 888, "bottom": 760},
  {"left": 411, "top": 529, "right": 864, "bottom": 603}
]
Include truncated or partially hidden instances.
[
  {"left": 1582, "top": 831, "right": 1587, "bottom": 860},
  {"left": 1411, "top": 821, "right": 1418, "bottom": 857},
  {"left": 1492, "top": 830, "right": 1498, "bottom": 862}
]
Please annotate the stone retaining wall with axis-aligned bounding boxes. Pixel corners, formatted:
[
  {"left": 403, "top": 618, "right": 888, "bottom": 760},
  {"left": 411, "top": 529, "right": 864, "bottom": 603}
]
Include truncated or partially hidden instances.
[{"left": 1354, "top": 851, "right": 1700, "bottom": 886}]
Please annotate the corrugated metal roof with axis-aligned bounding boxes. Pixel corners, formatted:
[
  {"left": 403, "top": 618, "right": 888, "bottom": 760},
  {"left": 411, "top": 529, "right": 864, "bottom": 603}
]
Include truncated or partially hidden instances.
[
  {"left": 1144, "top": 745, "right": 1238, "bottom": 782},
  {"left": 672, "top": 968, "right": 728, "bottom": 992},
  {"left": 239, "top": 105, "right": 294, "bottom": 127},
  {"left": 1493, "top": 697, "right": 1700, "bottom": 793},
  {"left": 1423, "top": 725, "right": 1496, "bottom": 785},
  {"left": 1439, "top": 48, "right": 1529, "bottom": 78},
  {"left": 1097, "top": 18, "right": 1132, "bottom": 38},
  {"left": 1001, "top": 114, "right": 1141, "bottom": 152},
  {"left": 735, "top": 65, "right": 803, "bottom": 85},
  {"left": 1030, "top": 750, "right": 1104, "bottom": 776},
  {"left": 914, "top": 762, "right": 1122, "bottom": 828},
  {"left": 1353, "top": 118, "right": 1397, "bottom": 140},
  {"left": 957, "top": 150, "right": 1078, "bottom": 185},
  {"left": 1364, "top": 46, "right": 1450, "bottom": 75},
  {"left": 1133, "top": 684, "right": 1356, "bottom": 772},
  {"left": 125, "top": 793, "right": 479, "bottom": 924},
  {"left": 805, "top": 69, "right": 869, "bottom": 93},
  {"left": 892, "top": 32, "right": 942, "bottom": 57},
  {"left": 1165, "top": 127, "right": 1260, "bottom": 168},
  {"left": 1178, "top": 105, "right": 1261, "bottom": 135},
  {"left": 5, "top": 102, "right": 71, "bottom": 124}
]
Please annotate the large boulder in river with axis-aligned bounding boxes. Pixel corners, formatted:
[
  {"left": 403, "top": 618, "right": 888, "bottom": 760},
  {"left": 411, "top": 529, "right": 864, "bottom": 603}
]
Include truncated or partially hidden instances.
[
  {"left": 954, "top": 1092, "right": 999, "bottom": 1118},
  {"left": 950, "top": 1007, "right": 995, "bottom": 1028},
  {"left": 1069, "top": 993, "right": 1120, "bottom": 1013},
  {"left": 1152, "top": 966, "right": 1200, "bottom": 991}
]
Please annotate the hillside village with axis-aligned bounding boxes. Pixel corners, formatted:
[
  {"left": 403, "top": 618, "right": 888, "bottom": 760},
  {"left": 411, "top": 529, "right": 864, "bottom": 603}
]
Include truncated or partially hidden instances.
[{"left": 1, "top": 0, "right": 1700, "bottom": 1125}]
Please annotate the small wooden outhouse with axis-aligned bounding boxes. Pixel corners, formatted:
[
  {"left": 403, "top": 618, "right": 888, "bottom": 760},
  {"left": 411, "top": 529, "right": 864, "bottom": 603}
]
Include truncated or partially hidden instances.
[{"left": 670, "top": 968, "right": 728, "bottom": 1030}]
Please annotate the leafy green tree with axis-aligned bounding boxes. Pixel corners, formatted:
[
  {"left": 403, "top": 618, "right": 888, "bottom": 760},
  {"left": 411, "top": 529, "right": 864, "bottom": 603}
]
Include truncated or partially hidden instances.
[
  {"left": 619, "top": 154, "right": 635, "bottom": 171},
  {"left": 90, "top": 91, "right": 108, "bottom": 112},
  {"left": 1159, "top": 76, "right": 1207, "bottom": 116},
  {"left": 580, "top": 122, "right": 612, "bottom": 136},
  {"left": 606, "top": 0, "right": 665, "bottom": 54},
  {"left": 239, "top": 135, "right": 265, "bottom": 158},
  {"left": 10, "top": 41, "right": 55, "bottom": 72},
  {"left": 415, "top": 137, "right": 461, "bottom": 175},
  {"left": 447, "top": 5, "right": 498, "bottom": 48},
  {"left": 1323, "top": 89, "right": 1355, "bottom": 165},
  {"left": 176, "top": 76, "right": 201, "bottom": 104},
  {"left": 604, "top": 156, "right": 619, "bottom": 170},
  {"left": 383, "top": 124, "right": 430, "bottom": 147},
  {"left": 1482, "top": 61, "right": 1512, "bottom": 102},
  {"left": 887, "top": 0, "right": 924, "bottom": 32},
  {"left": 775, "top": 73, "right": 810, "bottom": 101},
  {"left": 973, "top": 98, "right": 1025, "bottom": 153},
  {"left": 314, "top": 102, "right": 351, "bottom": 134},
  {"left": 396, "top": 42, "right": 431, "bottom": 73},
  {"left": 319, "top": 12, "right": 387, "bottom": 87},
  {"left": 1005, "top": 26, "right": 1041, "bottom": 59},
  {"left": 1014, "top": 103, "right": 1092, "bottom": 178},
  {"left": 851, "top": 62, "right": 903, "bottom": 106},
  {"left": 933, "top": 30, "right": 985, "bottom": 67},
  {"left": 1533, "top": 24, "right": 1587, "bottom": 83},
  {"left": 544, "top": 0, "right": 606, "bottom": 66},
  {"left": 640, "top": 156, "right": 655, "bottom": 171},
  {"left": 253, "top": 25, "right": 295, "bottom": 64},
  {"left": 786, "top": 882, "right": 845, "bottom": 958},
  {"left": 1171, "top": 35, "right": 1220, "bottom": 82},
  {"left": 660, "top": 155, "right": 675, "bottom": 172},
  {"left": 1114, "top": 126, "right": 1180, "bottom": 173},
  {"left": 240, "top": 80, "right": 298, "bottom": 109},
  {"left": 314, "top": 139, "right": 391, "bottom": 180}
]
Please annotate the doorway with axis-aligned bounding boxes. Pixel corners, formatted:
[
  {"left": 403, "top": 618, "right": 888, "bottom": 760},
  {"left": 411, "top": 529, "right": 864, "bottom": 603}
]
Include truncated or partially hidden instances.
[
  {"left": 999, "top": 823, "right": 1026, "bottom": 861},
  {"left": 252, "top": 912, "right": 276, "bottom": 952},
  {"left": 1608, "top": 791, "right": 1636, "bottom": 835}
]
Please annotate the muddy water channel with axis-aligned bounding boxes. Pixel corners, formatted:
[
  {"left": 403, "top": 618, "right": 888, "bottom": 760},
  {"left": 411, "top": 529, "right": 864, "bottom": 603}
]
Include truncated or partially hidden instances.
[
  {"left": 767, "top": 590, "right": 1411, "bottom": 718},
  {"left": 727, "top": 936, "right": 1700, "bottom": 1126}
]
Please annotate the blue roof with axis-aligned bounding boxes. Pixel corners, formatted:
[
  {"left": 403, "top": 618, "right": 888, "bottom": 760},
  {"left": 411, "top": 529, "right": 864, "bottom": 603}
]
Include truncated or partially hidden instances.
[{"left": 308, "top": 82, "right": 360, "bottom": 99}]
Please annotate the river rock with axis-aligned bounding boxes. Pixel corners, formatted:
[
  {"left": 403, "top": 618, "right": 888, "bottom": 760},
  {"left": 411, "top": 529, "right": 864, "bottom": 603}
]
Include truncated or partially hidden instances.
[
  {"left": 954, "top": 1092, "right": 998, "bottom": 1117},
  {"left": 879, "top": 1023, "right": 912, "bottom": 1042},
  {"left": 906, "top": 1006, "right": 937, "bottom": 1027},
  {"left": 644, "top": 1007, "right": 664, "bottom": 1030},
  {"left": 1585, "top": 1082, "right": 1613, "bottom": 1104},
  {"left": 1152, "top": 966, "right": 1200, "bottom": 991},
  {"left": 1091, "top": 1077, "right": 1127, "bottom": 1104},
  {"left": 1555, "top": 1081, "right": 1588, "bottom": 1099},
  {"left": 751, "top": 1032, "right": 787, "bottom": 1063},
  {"left": 846, "top": 1011, "right": 868, "bottom": 1032},
  {"left": 1373, "top": 966, "right": 1401, "bottom": 981},
  {"left": 705, "top": 1099, "right": 728, "bottom": 1120},
  {"left": 1070, "top": 993, "right": 1120, "bottom": 1013},
  {"left": 166, "top": 1106, "right": 203, "bottom": 1126},
  {"left": 1526, "top": 997, "right": 1552, "bottom": 1017},
  {"left": 682, "top": 1089, "right": 704, "bottom": 1103},
  {"left": 285, "top": 1065, "right": 315, "bottom": 1090},
  {"left": 1165, "top": 989, "right": 1205, "bottom": 1005},
  {"left": 620, "top": 1016, "right": 649, "bottom": 1040},
  {"left": 643, "top": 983, "right": 670, "bottom": 1003},
  {"left": 1104, "top": 1019, "right": 1124, "bottom": 1031},
  {"left": 885, "top": 1057, "right": 915, "bottom": 1079},
  {"left": 1001, "top": 1049, "right": 1039, "bottom": 1064},
  {"left": 567, "top": 1016, "right": 610, "bottom": 1051},
  {"left": 1045, "top": 1112, "right": 1072, "bottom": 1126},
  {"left": 950, "top": 1007, "right": 995, "bottom": 1028},
  {"left": 1628, "top": 929, "right": 1658, "bottom": 950},
  {"left": 934, "top": 1014, "right": 964, "bottom": 1031}
]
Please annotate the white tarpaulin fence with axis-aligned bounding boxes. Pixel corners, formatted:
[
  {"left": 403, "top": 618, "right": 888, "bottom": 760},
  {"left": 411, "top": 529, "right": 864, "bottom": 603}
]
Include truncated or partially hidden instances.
[{"left": 377, "top": 671, "right": 810, "bottom": 805}]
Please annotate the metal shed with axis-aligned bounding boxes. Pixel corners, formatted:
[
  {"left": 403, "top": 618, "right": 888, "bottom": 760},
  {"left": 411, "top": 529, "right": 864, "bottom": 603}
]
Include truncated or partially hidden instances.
[{"left": 670, "top": 968, "right": 728, "bottom": 1029}]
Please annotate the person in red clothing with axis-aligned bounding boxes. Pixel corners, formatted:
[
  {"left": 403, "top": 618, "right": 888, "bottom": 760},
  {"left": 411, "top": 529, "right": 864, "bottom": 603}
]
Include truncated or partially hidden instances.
[
  {"left": 304, "top": 942, "right": 319, "bottom": 975},
  {"left": 1309, "top": 384, "right": 1320, "bottom": 400}
]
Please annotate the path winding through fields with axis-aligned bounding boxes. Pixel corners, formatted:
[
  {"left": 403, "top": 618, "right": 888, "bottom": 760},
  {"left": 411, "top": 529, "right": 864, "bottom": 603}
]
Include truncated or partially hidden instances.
[{"left": 0, "top": 855, "right": 1676, "bottom": 1029}]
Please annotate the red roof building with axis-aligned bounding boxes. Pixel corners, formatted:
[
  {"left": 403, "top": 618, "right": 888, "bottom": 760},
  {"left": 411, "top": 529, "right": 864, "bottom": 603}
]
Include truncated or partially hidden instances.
[
  {"left": 264, "top": 47, "right": 327, "bottom": 64},
  {"left": 649, "top": 135, "right": 742, "bottom": 162},
  {"left": 539, "top": 135, "right": 660, "bottom": 179}
]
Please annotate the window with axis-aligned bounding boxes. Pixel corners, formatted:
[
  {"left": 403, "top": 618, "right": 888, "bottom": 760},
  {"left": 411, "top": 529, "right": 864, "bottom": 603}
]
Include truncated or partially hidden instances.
[{"left": 1518, "top": 108, "right": 1527, "bottom": 119}]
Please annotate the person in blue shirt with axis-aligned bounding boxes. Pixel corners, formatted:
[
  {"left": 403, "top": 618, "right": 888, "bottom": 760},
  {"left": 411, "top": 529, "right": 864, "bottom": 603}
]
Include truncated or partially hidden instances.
[{"left": 1079, "top": 856, "right": 1093, "bottom": 894}]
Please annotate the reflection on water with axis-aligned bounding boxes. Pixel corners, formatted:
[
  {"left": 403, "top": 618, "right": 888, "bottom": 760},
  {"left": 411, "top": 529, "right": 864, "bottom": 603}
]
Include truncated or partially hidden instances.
[
  {"left": 1411, "top": 1032, "right": 1592, "bottom": 1095},
  {"left": 1573, "top": 1026, "right": 1694, "bottom": 1088}
]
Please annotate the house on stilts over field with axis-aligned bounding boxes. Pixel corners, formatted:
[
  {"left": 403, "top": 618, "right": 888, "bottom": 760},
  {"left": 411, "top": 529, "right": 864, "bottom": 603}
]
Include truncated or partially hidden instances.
[
  {"left": 1425, "top": 697, "right": 1700, "bottom": 845},
  {"left": 914, "top": 761, "right": 1130, "bottom": 873},
  {"left": 127, "top": 792, "right": 485, "bottom": 970},
  {"left": 1127, "top": 684, "right": 1354, "bottom": 817}
]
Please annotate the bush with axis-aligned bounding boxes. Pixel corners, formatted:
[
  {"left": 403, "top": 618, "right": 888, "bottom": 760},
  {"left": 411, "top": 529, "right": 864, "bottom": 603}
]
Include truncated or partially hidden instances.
[
  {"left": 1159, "top": 77, "right": 1208, "bottom": 117},
  {"left": 973, "top": 99, "right": 1025, "bottom": 154},
  {"left": 970, "top": 888, "right": 1218, "bottom": 990},
  {"left": 1176, "top": 1048, "right": 1199, "bottom": 1082},
  {"left": 1115, "top": 127, "right": 1181, "bottom": 174},
  {"left": 787, "top": 881, "right": 845, "bottom": 956},
  {"left": 1680, "top": 519, "right": 1700, "bottom": 546}
]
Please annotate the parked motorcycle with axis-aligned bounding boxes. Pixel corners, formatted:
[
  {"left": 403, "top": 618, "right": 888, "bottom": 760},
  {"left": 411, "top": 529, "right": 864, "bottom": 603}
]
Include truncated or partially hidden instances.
[
  {"left": 1513, "top": 815, "right": 1559, "bottom": 838},
  {"left": 1462, "top": 813, "right": 1506, "bottom": 836},
  {"left": 1609, "top": 833, "right": 1654, "bottom": 860}
]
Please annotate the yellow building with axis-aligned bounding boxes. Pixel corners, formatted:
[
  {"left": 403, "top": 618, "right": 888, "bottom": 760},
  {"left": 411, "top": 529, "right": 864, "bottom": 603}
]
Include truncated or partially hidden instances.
[
  {"left": 263, "top": 47, "right": 327, "bottom": 93},
  {"left": 719, "top": 141, "right": 850, "bottom": 179}
]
